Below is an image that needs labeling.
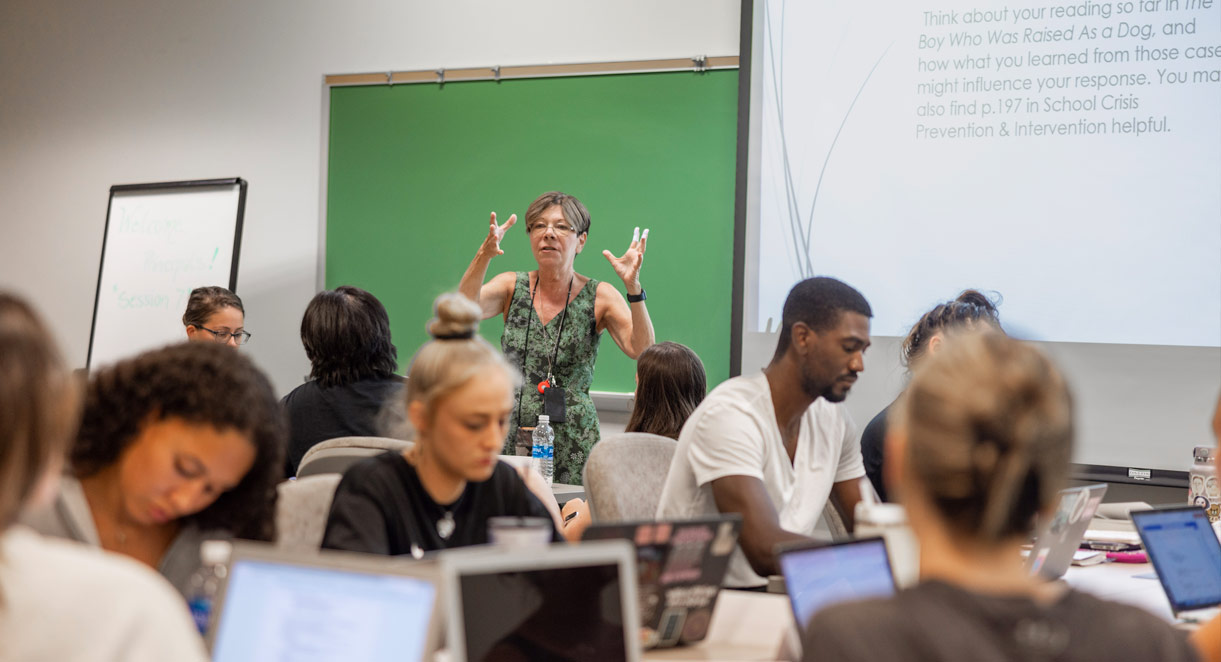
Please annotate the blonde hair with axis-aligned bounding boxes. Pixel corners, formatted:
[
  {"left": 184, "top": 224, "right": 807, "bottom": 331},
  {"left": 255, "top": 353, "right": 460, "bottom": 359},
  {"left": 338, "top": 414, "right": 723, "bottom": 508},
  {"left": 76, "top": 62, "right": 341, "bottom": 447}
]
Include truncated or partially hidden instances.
[
  {"left": 0, "top": 294, "right": 79, "bottom": 528},
  {"left": 406, "top": 293, "right": 520, "bottom": 418},
  {"left": 893, "top": 331, "right": 1072, "bottom": 541}
]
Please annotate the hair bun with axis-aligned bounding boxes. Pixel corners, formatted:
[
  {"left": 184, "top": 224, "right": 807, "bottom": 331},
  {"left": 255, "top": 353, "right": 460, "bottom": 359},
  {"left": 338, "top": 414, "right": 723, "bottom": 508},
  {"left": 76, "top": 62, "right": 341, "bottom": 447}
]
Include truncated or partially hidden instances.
[
  {"left": 956, "top": 289, "right": 1000, "bottom": 312},
  {"left": 427, "top": 293, "right": 480, "bottom": 340}
]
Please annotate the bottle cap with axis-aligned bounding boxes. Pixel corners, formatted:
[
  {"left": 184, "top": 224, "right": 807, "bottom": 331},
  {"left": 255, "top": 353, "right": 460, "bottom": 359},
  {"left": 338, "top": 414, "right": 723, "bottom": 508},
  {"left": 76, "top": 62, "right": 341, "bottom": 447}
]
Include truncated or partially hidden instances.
[
  {"left": 200, "top": 539, "right": 233, "bottom": 565},
  {"left": 537, "top": 415, "right": 550, "bottom": 425}
]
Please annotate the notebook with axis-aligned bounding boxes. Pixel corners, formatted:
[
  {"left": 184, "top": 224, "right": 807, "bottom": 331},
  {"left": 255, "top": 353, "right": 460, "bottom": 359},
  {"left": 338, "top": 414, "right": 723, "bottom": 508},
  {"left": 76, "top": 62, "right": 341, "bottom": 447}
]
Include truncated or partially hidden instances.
[
  {"left": 1027, "top": 483, "right": 1108, "bottom": 579},
  {"left": 439, "top": 540, "right": 641, "bottom": 662},
  {"left": 582, "top": 514, "right": 742, "bottom": 648},
  {"left": 1132, "top": 505, "right": 1221, "bottom": 622},
  {"left": 208, "top": 542, "right": 441, "bottom": 662},
  {"left": 777, "top": 537, "right": 897, "bottom": 631}
]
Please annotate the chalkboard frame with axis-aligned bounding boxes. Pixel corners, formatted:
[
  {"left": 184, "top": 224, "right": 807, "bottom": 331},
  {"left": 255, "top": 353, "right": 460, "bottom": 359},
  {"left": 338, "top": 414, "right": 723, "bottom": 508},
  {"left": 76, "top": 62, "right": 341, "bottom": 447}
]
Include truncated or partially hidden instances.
[{"left": 86, "top": 177, "right": 248, "bottom": 369}]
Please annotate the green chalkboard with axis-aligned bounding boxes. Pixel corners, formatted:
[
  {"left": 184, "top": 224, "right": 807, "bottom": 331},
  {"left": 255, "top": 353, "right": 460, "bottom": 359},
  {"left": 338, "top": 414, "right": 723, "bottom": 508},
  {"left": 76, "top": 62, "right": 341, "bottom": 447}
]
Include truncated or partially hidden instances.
[{"left": 326, "top": 70, "right": 738, "bottom": 392}]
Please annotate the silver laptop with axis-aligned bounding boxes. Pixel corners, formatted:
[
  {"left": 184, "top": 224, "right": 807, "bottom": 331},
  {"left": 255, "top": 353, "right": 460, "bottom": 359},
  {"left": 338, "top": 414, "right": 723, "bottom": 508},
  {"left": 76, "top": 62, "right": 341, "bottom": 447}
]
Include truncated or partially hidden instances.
[
  {"left": 1027, "top": 483, "right": 1108, "bottom": 580},
  {"left": 582, "top": 514, "right": 741, "bottom": 649},
  {"left": 439, "top": 540, "right": 641, "bottom": 662},
  {"left": 208, "top": 542, "right": 442, "bottom": 662},
  {"left": 1132, "top": 505, "right": 1221, "bottom": 624}
]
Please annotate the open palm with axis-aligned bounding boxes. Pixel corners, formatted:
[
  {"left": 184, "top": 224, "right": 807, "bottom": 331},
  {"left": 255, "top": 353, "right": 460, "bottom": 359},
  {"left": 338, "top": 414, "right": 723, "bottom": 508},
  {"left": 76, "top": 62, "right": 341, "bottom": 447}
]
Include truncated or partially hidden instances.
[
  {"left": 481, "top": 212, "right": 517, "bottom": 256},
  {"left": 603, "top": 227, "right": 648, "bottom": 285}
]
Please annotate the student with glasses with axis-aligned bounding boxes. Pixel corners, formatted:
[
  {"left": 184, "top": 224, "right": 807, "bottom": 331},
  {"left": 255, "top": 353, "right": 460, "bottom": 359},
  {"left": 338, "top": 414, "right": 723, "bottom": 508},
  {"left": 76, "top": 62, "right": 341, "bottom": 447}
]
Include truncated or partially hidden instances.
[
  {"left": 182, "top": 285, "right": 251, "bottom": 347},
  {"left": 458, "top": 191, "right": 656, "bottom": 486}
]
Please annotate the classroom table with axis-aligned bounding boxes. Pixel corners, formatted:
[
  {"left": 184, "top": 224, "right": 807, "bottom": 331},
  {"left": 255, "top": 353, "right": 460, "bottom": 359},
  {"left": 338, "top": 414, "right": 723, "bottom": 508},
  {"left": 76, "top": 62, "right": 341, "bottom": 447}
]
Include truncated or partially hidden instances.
[
  {"left": 644, "top": 558, "right": 1204, "bottom": 662},
  {"left": 551, "top": 482, "right": 584, "bottom": 506},
  {"left": 1063, "top": 560, "right": 1178, "bottom": 623},
  {"left": 643, "top": 591, "right": 799, "bottom": 662}
]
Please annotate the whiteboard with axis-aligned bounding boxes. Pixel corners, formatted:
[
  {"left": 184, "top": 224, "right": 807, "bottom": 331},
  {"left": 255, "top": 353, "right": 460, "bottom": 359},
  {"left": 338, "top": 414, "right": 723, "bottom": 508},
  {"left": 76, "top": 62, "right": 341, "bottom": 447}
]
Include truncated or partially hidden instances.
[
  {"left": 87, "top": 179, "right": 246, "bottom": 369},
  {"left": 735, "top": 0, "right": 1221, "bottom": 478}
]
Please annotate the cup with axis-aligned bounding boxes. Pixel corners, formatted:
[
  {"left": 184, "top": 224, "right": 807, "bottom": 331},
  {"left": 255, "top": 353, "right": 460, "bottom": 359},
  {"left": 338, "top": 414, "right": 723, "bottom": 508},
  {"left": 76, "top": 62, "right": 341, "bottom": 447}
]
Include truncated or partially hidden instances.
[
  {"left": 855, "top": 502, "right": 920, "bottom": 589},
  {"left": 487, "top": 516, "right": 553, "bottom": 548}
]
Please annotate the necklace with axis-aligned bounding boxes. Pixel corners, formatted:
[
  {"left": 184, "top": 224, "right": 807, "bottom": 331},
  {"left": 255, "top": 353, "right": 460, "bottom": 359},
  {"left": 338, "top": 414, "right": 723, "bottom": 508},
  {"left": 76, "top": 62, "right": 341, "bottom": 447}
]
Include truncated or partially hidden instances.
[
  {"left": 530, "top": 273, "right": 574, "bottom": 388},
  {"left": 436, "top": 511, "right": 456, "bottom": 539},
  {"left": 405, "top": 448, "right": 462, "bottom": 541}
]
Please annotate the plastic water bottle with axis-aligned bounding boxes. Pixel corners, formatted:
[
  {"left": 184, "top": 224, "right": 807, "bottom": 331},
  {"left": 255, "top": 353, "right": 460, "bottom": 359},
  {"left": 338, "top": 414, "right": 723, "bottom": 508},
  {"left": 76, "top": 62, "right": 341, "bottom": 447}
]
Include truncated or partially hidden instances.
[
  {"left": 532, "top": 415, "right": 555, "bottom": 485},
  {"left": 186, "top": 540, "right": 232, "bottom": 635}
]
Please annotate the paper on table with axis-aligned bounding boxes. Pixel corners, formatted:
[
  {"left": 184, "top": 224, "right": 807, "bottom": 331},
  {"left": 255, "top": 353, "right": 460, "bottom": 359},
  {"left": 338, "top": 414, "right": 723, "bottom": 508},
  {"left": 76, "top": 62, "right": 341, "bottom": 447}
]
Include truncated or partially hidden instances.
[{"left": 1082, "top": 529, "right": 1142, "bottom": 544}]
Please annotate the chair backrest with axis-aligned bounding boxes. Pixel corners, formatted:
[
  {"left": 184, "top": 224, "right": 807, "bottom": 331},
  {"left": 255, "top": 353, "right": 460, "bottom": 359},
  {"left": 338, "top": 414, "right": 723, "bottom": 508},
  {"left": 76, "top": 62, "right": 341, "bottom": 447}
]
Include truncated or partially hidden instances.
[
  {"left": 296, "top": 436, "right": 413, "bottom": 478},
  {"left": 582, "top": 432, "right": 678, "bottom": 522},
  {"left": 274, "top": 473, "right": 344, "bottom": 552}
]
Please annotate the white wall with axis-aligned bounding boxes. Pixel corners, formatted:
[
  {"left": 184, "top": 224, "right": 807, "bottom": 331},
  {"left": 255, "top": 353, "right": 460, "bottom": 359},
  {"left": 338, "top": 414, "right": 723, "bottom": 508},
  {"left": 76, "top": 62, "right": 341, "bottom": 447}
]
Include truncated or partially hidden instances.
[{"left": 0, "top": 0, "right": 740, "bottom": 395}]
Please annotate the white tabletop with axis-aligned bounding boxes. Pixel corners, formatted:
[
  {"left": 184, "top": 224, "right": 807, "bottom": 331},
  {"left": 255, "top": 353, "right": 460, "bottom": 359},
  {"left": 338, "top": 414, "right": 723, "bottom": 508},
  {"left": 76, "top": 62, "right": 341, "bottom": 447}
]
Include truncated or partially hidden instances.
[
  {"left": 643, "top": 591, "right": 799, "bottom": 662},
  {"left": 1063, "top": 560, "right": 1175, "bottom": 621}
]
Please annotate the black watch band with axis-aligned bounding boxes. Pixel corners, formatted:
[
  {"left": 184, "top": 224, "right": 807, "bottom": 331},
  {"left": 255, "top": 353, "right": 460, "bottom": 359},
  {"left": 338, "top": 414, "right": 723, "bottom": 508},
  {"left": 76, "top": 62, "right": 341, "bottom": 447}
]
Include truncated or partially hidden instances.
[{"left": 626, "top": 289, "right": 647, "bottom": 303}]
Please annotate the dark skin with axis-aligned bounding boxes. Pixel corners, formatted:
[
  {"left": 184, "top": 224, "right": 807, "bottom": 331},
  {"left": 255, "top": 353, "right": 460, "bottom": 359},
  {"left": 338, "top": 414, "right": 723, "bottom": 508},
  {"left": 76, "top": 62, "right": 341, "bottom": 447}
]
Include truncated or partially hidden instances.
[{"left": 711, "top": 311, "right": 871, "bottom": 578}]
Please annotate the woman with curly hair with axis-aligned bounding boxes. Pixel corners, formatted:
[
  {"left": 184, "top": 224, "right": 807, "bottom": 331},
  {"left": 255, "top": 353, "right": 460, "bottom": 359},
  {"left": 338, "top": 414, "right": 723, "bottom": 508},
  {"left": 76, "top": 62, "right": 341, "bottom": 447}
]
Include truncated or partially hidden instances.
[
  {"left": 1, "top": 293, "right": 207, "bottom": 660},
  {"left": 25, "top": 341, "right": 285, "bottom": 597}
]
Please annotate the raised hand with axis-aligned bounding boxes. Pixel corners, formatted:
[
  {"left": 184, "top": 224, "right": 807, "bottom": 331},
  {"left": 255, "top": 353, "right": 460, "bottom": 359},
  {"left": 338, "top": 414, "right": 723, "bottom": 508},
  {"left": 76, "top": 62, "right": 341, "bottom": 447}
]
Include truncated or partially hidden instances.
[
  {"left": 480, "top": 212, "right": 517, "bottom": 257},
  {"left": 602, "top": 226, "right": 649, "bottom": 289}
]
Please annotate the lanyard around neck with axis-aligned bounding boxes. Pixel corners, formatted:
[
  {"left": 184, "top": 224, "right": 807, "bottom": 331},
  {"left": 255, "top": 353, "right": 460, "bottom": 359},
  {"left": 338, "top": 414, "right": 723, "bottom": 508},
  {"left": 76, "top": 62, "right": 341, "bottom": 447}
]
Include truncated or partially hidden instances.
[
  {"left": 515, "top": 273, "right": 574, "bottom": 434},
  {"left": 528, "top": 273, "right": 573, "bottom": 383}
]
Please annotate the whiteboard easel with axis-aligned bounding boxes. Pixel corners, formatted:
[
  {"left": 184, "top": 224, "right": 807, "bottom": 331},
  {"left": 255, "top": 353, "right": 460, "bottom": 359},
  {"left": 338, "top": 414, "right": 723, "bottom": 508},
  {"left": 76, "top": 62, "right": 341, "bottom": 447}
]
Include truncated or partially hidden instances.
[{"left": 86, "top": 178, "right": 247, "bottom": 369}]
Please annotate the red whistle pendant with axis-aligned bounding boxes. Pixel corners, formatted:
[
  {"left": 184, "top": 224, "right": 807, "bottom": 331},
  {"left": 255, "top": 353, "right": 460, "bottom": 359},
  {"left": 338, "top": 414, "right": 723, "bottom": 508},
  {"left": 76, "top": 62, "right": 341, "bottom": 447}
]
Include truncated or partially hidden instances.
[{"left": 537, "top": 380, "right": 550, "bottom": 394}]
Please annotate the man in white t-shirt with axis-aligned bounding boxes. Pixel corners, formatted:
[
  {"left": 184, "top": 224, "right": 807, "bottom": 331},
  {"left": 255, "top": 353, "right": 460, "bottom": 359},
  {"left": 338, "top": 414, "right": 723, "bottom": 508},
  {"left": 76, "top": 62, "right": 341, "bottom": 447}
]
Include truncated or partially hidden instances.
[{"left": 656, "top": 277, "right": 872, "bottom": 588}]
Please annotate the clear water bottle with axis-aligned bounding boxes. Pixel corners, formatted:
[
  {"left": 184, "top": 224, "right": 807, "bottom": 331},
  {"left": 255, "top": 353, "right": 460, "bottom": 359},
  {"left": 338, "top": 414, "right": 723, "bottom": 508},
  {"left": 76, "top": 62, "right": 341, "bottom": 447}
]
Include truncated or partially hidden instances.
[
  {"left": 186, "top": 539, "right": 232, "bottom": 635},
  {"left": 532, "top": 414, "right": 554, "bottom": 485}
]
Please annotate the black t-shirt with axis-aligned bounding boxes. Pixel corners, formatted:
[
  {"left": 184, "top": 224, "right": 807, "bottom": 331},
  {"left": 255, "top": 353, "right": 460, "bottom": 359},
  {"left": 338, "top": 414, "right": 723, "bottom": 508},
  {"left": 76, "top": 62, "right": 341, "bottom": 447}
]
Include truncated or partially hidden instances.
[
  {"left": 802, "top": 580, "right": 1199, "bottom": 662},
  {"left": 281, "top": 377, "right": 404, "bottom": 476},
  {"left": 321, "top": 452, "right": 560, "bottom": 555},
  {"left": 860, "top": 402, "right": 893, "bottom": 502}
]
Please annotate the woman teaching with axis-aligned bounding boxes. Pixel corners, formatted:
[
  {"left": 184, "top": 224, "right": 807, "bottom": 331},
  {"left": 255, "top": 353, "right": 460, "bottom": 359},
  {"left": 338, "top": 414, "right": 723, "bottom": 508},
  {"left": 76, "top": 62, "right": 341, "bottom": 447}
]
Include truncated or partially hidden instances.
[{"left": 459, "top": 191, "right": 655, "bottom": 484}]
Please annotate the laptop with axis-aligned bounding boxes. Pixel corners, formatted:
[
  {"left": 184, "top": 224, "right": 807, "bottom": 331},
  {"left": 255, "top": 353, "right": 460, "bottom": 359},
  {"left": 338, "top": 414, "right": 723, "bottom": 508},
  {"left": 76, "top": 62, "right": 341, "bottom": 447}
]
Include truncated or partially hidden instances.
[
  {"left": 1026, "top": 483, "right": 1108, "bottom": 579},
  {"left": 777, "top": 537, "right": 897, "bottom": 631},
  {"left": 208, "top": 542, "right": 441, "bottom": 662},
  {"left": 1132, "top": 505, "right": 1221, "bottom": 623},
  {"left": 582, "top": 514, "right": 742, "bottom": 648},
  {"left": 439, "top": 540, "right": 641, "bottom": 662}
]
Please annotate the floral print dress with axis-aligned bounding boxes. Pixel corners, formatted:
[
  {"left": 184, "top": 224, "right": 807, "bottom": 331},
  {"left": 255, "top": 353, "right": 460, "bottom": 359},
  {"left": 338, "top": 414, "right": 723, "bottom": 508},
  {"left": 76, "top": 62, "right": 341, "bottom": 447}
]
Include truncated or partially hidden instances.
[{"left": 501, "top": 272, "right": 601, "bottom": 485}]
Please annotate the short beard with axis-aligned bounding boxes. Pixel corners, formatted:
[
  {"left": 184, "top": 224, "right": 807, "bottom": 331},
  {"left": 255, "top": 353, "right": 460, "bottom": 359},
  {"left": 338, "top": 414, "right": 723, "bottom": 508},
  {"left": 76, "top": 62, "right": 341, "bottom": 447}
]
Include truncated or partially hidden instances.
[
  {"left": 799, "top": 360, "right": 849, "bottom": 403},
  {"left": 799, "top": 361, "right": 832, "bottom": 401},
  {"left": 821, "top": 384, "right": 848, "bottom": 403}
]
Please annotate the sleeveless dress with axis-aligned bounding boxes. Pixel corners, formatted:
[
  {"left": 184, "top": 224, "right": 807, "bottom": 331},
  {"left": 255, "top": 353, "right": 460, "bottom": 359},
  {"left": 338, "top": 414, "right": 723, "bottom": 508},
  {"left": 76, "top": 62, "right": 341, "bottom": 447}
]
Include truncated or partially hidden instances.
[{"left": 501, "top": 272, "right": 602, "bottom": 485}]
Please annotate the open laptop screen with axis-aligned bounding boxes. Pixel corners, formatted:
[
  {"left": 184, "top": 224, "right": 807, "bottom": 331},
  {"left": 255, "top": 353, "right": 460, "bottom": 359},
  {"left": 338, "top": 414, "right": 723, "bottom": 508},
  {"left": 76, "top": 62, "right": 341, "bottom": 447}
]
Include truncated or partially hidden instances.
[
  {"left": 1132, "top": 506, "right": 1221, "bottom": 612},
  {"left": 458, "top": 563, "right": 628, "bottom": 662},
  {"left": 211, "top": 559, "right": 435, "bottom": 662},
  {"left": 582, "top": 515, "right": 741, "bottom": 648},
  {"left": 779, "top": 538, "right": 896, "bottom": 630}
]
